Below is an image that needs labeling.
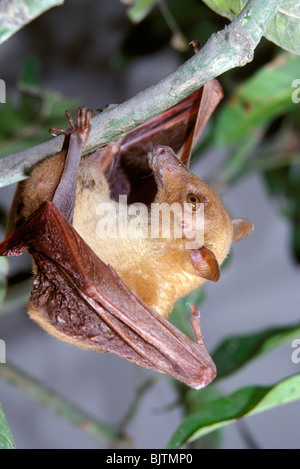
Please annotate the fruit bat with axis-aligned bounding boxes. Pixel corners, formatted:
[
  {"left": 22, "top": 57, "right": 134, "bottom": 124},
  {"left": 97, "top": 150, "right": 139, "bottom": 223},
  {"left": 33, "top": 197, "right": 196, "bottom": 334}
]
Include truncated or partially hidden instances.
[{"left": 0, "top": 81, "right": 253, "bottom": 389}]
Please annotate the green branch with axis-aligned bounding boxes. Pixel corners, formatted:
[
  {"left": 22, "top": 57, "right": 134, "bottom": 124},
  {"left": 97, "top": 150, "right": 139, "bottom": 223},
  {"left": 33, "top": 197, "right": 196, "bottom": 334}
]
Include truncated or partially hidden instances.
[
  {"left": 0, "top": 0, "right": 282, "bottom": 188},
  {"left": 0, "top": 362, "right": 129, "bottom": 447}
]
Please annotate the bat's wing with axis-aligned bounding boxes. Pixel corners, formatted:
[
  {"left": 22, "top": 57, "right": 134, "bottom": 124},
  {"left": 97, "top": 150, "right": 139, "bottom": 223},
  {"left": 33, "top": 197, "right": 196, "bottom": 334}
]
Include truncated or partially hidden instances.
[
  {"left": 177, "top": 79, "right": 223, "bottom": 167},
  {"left": 0, "top": 201, "right": 216, "bottom": 389},
  {"left": 121, "top": 88, "right": 204, "bottom": 157},
  {"left": 104, "top": 81, "right": 223, "bottom": 205},
  {"left": 121, "top": 80, "right": 223, "bottom": 167}
]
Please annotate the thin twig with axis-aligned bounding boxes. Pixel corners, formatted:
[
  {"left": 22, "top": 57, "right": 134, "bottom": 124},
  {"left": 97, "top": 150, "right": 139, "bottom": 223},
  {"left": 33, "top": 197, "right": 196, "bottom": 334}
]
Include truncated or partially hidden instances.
[
  {"left": 0, "top": 361, "right": 129, "bottom": 447},
  {"left": 0, "top": 0, "right": 283, "bottom": 188},
  {"left": 236, "top": 419, "right": 262, "bottom": 449},
  {"left": 117, "top": 376, "right": 158, "bottom": 435},
  {"left": 158, "top": 0, "right": 188, "bottom": 51}
]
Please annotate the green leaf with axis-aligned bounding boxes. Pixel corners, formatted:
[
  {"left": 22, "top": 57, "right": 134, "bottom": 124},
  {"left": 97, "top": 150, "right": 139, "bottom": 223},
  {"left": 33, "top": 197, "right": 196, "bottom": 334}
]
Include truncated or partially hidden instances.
[
  {"left": 178, "top": 385, "right": 223, "bottom": 448},
  {"left": 221, "top": 133, "right": 260, "bottom": 183},
  {"left": 0, "top": 0, "right": 64, "bottom": 45},
  {"left": 0, "top": 58, "right": 79, "bottom": 159},
  {"left": 202, "top": 0, "right": 300, "bottom": 55},
  {"left": 265, "top": 2, "right": 300, "bottom": 55},
  {"left": 0, "top": 403, "right": 15, "bottom": 449},
  {"left": 212, "top": 322, "right": 300, "bottom": 380},
  {"left": 215, "top": 53, "right": 300, "bottom": 145},
  {"left": 126, "top": 0, "right": 158, "bottom": 23},
  {"left": 18, "top": 57, "right": 41, "bottom": 87},
  {"left": 167, "top": 374, "right": 300, "bottom": 448},
  {"left": 262, "top": 159, "right": 300, "bottom": 264}
]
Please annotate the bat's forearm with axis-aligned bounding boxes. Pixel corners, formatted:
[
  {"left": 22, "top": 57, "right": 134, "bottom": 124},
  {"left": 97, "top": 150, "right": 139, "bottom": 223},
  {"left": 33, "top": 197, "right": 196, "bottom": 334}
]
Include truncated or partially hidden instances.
[
  {"left": 52, "top": 131, "right": 85, "bottom": 223},
  {"left": 52, "top": 107, "right": 92, "bottom": 223}
]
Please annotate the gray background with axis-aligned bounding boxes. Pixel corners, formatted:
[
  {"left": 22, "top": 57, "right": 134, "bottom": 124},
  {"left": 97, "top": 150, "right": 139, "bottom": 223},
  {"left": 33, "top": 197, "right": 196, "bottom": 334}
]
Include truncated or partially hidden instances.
[{"left": 0, "top": 0, "right": 299, "bottom": 449}]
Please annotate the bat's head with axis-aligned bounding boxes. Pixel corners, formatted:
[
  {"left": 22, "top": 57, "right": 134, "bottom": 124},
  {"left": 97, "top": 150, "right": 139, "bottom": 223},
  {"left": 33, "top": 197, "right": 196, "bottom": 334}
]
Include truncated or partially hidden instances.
[{"left": 148, "top": 145, "right": 253, "bottom": 282}]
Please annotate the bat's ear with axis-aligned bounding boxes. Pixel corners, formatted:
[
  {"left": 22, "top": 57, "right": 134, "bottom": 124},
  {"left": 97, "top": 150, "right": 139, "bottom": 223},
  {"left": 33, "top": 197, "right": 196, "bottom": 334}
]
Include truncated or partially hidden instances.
[
  {"left": 191, "top": 246, "right": 220, "bottom": 282},
  {"left": 232, "top": 218, "right": 254, "bottom": 242}
]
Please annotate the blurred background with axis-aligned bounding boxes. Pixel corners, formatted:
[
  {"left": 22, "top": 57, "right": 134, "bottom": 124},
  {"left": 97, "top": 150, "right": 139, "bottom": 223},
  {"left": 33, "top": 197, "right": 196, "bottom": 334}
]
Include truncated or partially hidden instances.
[{"left": 0, "top": 0, "right": 299, "bottom": 449}]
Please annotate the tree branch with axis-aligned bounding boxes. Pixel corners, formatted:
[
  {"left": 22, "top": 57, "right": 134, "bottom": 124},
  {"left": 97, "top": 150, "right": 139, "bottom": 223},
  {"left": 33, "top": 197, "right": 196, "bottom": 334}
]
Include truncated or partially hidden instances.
[
  {"left": 0, "top": 0, "right": 282, "bottom": 188},
  {"left": 0, "top": 361, "right": 129, "bottom": 447}
]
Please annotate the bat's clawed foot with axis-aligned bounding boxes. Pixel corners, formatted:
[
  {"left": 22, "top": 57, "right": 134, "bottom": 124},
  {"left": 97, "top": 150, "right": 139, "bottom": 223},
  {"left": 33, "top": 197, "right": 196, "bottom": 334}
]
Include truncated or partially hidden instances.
[
  {"left": 49, "top": 106, "right": 93, "bottom": 148},
  {"left": 189, "top": 303, "right": 204, "bottom": 345}
]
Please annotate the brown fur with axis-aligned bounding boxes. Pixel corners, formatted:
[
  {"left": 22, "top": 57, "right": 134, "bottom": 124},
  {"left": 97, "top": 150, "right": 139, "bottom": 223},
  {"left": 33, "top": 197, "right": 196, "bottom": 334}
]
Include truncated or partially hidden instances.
[{"left": 10, "top": 146, "right": 252, "bottom": 318}]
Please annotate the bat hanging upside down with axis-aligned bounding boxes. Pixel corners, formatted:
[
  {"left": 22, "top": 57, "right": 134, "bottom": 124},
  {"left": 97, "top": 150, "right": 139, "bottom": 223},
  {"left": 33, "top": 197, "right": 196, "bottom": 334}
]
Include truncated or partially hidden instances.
[{"left": 0, "top": 81, "right": 253, "bottom": 389}]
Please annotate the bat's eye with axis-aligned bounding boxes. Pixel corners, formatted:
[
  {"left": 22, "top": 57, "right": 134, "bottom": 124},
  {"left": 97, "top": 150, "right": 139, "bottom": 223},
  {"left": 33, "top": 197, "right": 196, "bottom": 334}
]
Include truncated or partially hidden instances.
[{"left": 187, "top": 193, "right": 201, "bottom": 211}]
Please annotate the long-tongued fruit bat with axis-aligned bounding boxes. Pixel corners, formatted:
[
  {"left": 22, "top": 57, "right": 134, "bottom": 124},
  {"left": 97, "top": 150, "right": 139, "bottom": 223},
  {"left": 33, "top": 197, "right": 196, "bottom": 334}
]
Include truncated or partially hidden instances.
[{"left": 0, "top": 80, "right": 253, "bottom": 389}]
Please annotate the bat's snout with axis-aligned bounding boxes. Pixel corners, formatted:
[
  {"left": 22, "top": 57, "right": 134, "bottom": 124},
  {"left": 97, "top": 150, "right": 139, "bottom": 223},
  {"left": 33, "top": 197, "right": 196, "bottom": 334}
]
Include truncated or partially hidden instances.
[
  {"left": 148, "top": 145, "right": 182, "bottom": 167},
  {"left": 148, "top": 145, "right": 186, "bottom": 190}
]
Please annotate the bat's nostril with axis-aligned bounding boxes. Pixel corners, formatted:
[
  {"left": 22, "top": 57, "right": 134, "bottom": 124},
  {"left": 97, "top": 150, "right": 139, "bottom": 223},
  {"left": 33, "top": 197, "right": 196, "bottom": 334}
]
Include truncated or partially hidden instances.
[
  {"left": 152, "top": 145, "right": 169, "bottom": 156},
  {"left": 157, "top": 147, "right": 167, "bottom": 155}
]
